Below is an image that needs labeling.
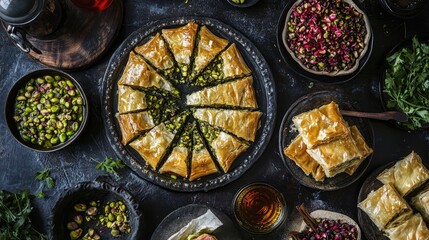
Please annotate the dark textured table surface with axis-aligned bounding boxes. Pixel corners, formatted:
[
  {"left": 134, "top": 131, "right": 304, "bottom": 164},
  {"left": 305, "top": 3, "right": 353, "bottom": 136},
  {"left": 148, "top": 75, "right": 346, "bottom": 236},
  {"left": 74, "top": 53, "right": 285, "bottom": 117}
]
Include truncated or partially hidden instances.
[{"left": 0, "top": 1, "right": 428, "bottom": 239}]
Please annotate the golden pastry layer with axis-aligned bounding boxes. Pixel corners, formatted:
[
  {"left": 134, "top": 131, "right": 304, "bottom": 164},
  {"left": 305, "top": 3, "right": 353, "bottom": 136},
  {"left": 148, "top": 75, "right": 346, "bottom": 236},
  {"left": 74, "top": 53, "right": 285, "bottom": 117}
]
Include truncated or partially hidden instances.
[
  {"left": 377, "top": 151, "right": 429, "bottom": 196},
  {"left": 358, "top": 184, "right": 412, "bottom": 231},
  {"left": 116, "top": 22, "right": 261, "bottom": 182}
]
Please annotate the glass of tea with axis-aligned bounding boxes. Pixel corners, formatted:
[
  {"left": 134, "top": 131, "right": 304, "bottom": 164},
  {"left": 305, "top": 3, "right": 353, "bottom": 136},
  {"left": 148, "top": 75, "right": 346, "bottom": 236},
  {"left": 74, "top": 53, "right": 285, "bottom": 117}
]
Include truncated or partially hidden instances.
[
  {"left": 233, "top": 182, "right": 287, "bottom": 234},
  {"left": 70, "top": 0, "right": 113, "bottom": 11}
]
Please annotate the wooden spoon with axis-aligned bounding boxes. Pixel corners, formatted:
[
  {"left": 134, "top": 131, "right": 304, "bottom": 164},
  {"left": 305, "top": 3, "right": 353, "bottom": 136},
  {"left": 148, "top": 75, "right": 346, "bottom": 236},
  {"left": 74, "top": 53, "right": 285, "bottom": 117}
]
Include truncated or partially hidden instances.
[{"left": 340, "top": 110, "right": 409, "bottom": 122}]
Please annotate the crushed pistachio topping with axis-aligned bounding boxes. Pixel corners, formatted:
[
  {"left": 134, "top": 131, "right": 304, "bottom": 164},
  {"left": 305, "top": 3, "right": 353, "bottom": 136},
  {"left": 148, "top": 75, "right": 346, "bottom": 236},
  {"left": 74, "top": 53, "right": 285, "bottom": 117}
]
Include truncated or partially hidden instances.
[
  {"left": 194, "top": 57, "right": 224, "bottom": 86},
  {"left": 145, "top": 92, "right": 165, "bottom": 109},
  {"left": 148, "top": 109, "right": 162, "bottom": 125},
  {"left": 177, "top": 123, "right": 193, "bottom": 148},
  {"left": 193, "top": 130, "right": 205, "bottom": 151},
  {"left": 164, "top": 111, "right": 189, "bottom": 132},
  {"left": 160, "top": 98, "right": 181, "bottom": 122},
  {"left": 162, "top": 66, "right": 181, "bottom": 84},
  {"left": 199, "top": 122, "right": 219, "bottom": 143}
]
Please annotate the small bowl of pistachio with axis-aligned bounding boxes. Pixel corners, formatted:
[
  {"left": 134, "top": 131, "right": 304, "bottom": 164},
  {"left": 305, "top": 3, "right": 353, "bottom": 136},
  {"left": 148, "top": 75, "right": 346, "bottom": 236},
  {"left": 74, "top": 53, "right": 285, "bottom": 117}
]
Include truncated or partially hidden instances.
[
  {"left": 48, "top": 180, "right": 144, "bottom": 240},
  {"left": 5, "top": 68, "right": 89, "bottom": 152},
  {"left": 227, "top": 0, "right": 260, "bottom": 8}
]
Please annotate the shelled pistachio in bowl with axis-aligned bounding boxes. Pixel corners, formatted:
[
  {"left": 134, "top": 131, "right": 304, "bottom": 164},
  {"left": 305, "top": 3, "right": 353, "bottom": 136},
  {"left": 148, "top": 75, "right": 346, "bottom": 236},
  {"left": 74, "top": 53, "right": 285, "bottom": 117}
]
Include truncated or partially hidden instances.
[
  {"left": 6, "top": 69, "right": 88, "bottom": 152},
  {"left": 282, "top": 0, "right": 371, "bottom": 76}
]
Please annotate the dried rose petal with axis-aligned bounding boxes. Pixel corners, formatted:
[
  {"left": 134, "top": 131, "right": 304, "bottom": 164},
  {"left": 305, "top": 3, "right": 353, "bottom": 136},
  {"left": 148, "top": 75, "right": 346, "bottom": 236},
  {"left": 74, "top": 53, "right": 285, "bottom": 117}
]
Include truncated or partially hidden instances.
[{"left": 286, "top": 0, "right": 368, "bottom": 73}]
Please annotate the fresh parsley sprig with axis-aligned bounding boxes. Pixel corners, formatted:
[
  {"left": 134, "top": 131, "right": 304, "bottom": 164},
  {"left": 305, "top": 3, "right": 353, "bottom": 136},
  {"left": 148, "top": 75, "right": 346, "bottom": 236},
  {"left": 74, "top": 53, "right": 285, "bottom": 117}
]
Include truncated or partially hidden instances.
[
  {"left": 384, "top": 36, "right": 429, "bottom": 130},
  {"left": 93, "top": 157, "right": 125, "bottom": 177},
  {"left": 0, "top": 189, "right": 48, "bottom": 239},
  {"left": 34, "top": 168, "right": 55, "bottom": 198}
]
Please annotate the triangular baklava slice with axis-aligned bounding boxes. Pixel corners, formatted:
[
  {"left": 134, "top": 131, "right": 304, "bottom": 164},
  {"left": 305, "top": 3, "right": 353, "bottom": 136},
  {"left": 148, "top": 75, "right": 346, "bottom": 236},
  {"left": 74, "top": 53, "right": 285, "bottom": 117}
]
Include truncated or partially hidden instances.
[
  {"left": 377, "top": 151, "right": 429, "bottom": 196},
  {"left": 199, "top": 122, "right": 249, "bottom": 173},
  {"left": 159, "top": 121, "right": 194, "bottom": 178},
  {"left": 129, "top": 111, "right": 190, "bottom": 169},
  {"left": 118, "top": 51, "right": 179, "bottom": 97},
  {"left": 186, "top": 77, "right": 258, "bottom": 109},
  {"left": 190, "top": 26, "right": 229, "bottom": 80},
  {"left": 193, "top": 108, "right": 262, "bottom": 142},
  {"left": 117, "top": 85, "right": 167, "bottom": 114},
  {"left": 194, "top": 43, "right": 252, "bottom": 86},
  {"left": 292, "top": 101, "right": 350, "bottom": 149},
  {"left": 117, "top": 110, "right": 161, "bottom": 145},
  {"left": 189, "top": 128, "right": 219, "bottom": 181},
  {"left": 134, "top": 32, "right": 175, "bottom": 73},
  {"left": 162, "top": 22, "right": 199, "bottom": 81},
  {"left": 117, "top": 85, "right": 149, "bottom": 114}
]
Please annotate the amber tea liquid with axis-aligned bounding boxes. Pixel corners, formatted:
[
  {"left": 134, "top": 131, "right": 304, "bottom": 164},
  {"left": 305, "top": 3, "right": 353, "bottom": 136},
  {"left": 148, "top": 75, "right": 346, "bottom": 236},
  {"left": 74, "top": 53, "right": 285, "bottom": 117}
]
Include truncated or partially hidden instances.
[
  {"left": 234, "top": 183, "right": 286, "bottom": 233},
  {"left": 71, "top": 0, "right": 113, "bottom": 11}
]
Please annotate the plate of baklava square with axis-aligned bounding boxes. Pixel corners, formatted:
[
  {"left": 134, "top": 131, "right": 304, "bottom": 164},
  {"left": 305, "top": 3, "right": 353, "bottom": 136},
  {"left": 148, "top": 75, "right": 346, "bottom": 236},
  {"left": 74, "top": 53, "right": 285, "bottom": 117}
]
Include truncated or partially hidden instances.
[
  {"left": 279, "top": 90, "right": 374, "bottom": 190},
  {"left": 102, "top": 17, "right": 276, "bottom": 192},
  {"left": 358, "top": 151, "right": 429, "bottom": 240}
]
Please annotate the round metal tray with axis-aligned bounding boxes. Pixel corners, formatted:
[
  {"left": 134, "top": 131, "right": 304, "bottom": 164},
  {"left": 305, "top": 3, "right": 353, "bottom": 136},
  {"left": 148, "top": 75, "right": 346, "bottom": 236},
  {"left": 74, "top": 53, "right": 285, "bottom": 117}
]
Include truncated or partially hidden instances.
[{"left": 102, "top": 17, "right": 276, "bottom": 192}]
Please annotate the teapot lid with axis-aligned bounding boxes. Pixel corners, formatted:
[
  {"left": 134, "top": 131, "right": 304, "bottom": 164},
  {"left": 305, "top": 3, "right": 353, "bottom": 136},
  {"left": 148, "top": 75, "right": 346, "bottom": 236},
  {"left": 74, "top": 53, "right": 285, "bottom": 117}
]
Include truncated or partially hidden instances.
[{"left": 0, "top": 0, "right": 45, "bottom": 25}]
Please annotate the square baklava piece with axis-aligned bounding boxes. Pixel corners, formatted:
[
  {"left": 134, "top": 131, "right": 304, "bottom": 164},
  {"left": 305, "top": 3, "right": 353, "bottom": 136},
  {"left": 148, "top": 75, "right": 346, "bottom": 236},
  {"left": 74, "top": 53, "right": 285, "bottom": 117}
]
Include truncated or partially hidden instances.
[
  {"left": 358, "top": 184, "right": 412, "bottom": 230},
  {"left": 292, "top": 101, "right": 349, "bottom": 149},
  {"left": 377, "top": 151, "right": 429, "bottom": 196}
]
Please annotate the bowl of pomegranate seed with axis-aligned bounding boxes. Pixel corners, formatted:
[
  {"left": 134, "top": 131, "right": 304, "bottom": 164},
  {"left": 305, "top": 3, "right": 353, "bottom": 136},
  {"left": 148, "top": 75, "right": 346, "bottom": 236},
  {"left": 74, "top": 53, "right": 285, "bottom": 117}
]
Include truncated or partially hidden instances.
[
  {"left": 289, "top": 205, "right": 361, "bottom": 240},
  {"left": 281, "top": 0, "right": 372, "bottom": 78}
]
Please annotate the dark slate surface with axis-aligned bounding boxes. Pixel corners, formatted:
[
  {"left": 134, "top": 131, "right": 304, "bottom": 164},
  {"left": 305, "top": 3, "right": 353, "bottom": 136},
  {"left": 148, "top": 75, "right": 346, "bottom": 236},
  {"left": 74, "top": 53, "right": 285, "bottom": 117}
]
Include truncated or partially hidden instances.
[{"left": 0, "top": 0, "right": 428, "bottom": 239}]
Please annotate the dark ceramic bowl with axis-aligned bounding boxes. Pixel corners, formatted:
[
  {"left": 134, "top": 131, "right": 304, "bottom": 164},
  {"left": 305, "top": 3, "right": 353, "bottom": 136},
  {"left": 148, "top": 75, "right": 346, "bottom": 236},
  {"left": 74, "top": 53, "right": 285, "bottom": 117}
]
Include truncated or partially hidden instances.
[
  {"left": 379, "top": 0, "right": 429, "bottom": 19},
  {"left": 49, "top": 181, "right": 144, "bottom": 240},
  {"left": 5, "top": 69, "right": 88, "bottom": 152},
  {"left": 226, "top": 0, "right": 260, "bottom": 8},
  {"left": 379, "top": 33, "right": 429, "bottom": 131},
  {"left": 277, "top": 0, "right": 373, "bottom": 84}
]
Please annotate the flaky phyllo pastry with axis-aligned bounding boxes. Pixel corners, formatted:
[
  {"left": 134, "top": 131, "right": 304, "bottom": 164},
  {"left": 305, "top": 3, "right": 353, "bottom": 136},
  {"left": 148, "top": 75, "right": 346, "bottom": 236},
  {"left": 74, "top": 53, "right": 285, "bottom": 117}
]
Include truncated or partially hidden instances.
[
  {"left": 199, "top": 122, "right": 249, "bottom": 173},
  {"left": 412, "top": 186, "right": 429, "bottom": 222},
  {"left": 292, "top": 101, "right": 349, "bottom": 149},
  {"left": 307, "top": 125, "right": 372, "bottom": 178},
  {"left": 159, "top": 122, "right": 194, "bottom": 178},
  {"left": 384, "top": 213, "right": 429, "bottom": 240},
  {"left": 283, "top": 135, "right": 325, "bottom": 181},
  {"left": 134, "top": 32, "right": 175, "bottom": 71},
  {"left": 194, "top": 43, "right": 252, "bottom": 86},
  {"left": 118, "top": 52, "right": 179, "bottom": 97},
  {"left": 116, "top": 22, "right": 262, "bottom": 182},
  {"left": 189, "top": 128, "right": 219, "bottom": 181},
  {"left": 377, "top": 151, "right": 429, "bottom": 196},
  {"left": 186, "top": 76, "right": 258, "bottom": 109},
  {"left": 161, "top": 22, "right": 198, "bottom": 79},
  {"left": 193, "top": 108, "right": 262, "bottom": 142},
  {"left": 190, "top": 26, "right": 229, "bottom": 79},
  {"left": 358, "top": 184, "right": 413, "bottom": 231},
  {"left": 129, "top": 112, "right": 190, "bottom": 170},
  {"left": 116, "top": 111, "right": 159, "bottom": 145},
  {"left": 283, "top": 101, "right": 372, "bottom": 181}
]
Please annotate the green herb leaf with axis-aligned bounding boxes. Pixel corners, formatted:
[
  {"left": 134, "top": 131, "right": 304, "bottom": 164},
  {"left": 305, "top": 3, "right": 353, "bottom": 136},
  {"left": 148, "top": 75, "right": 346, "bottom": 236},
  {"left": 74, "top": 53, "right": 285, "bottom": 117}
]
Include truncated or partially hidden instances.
[
  {"left": 45, "top": 177, "right": 55, "bottom": 189},
  {"left": 34, "top": 168, "right": 55, "bottom": 197},
  {"left": 35, "top": 169, "right": 50, "bottom": 181},
  {"left": 93, "top": 157, "right": 125, "bottom": 177},
  {"left": 35, "top": 191, "right": 46, "bottom": 199},
  {"left": 0, "top": 190, "right": 47, "bottom": 239},
  {"left": 384, "top": 36, "right": 429, "bottom": 130}
]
